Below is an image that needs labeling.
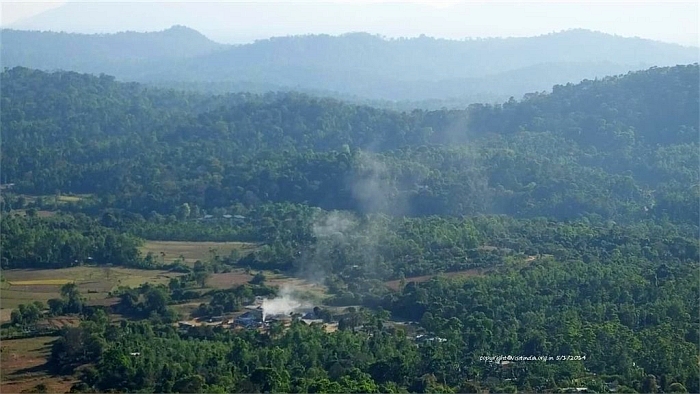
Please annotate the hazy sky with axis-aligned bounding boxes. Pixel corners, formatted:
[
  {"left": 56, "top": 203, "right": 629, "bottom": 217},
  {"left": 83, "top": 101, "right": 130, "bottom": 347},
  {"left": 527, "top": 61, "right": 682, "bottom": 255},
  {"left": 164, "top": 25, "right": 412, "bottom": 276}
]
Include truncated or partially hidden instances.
[{"left": 2, "top": 1, "right": 698, "bottom": 46}]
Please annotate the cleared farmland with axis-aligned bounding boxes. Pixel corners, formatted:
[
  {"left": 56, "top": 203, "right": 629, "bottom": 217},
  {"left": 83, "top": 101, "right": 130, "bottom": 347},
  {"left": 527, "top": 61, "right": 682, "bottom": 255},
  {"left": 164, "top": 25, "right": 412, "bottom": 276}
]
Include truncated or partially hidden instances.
[
  {"left": 7, "top": 279, "right": 74, "bottom": 286},
  {"left": 384, "top": 268, "right": 487, "bottom": 291},
  {"left": 139, "top": 240, "right": 258, "bottom": 265},
  {"left": 1, "top": 266, "right": 182, "bottom": 318},
  {"left": 205, "top": 269, "right": 329, "bottom": 301}
]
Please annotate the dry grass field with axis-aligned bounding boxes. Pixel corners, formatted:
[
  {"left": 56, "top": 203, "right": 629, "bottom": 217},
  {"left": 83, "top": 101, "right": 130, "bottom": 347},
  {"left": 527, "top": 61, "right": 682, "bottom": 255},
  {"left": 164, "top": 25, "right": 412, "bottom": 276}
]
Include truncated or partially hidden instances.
[
  {"left": 10, "top": 209, "right": 57, "bottom": 218},
  {"left": 0, "top": 336, "right": 77, "bottom": 394},
  {"left": 140, "top": 240, "right": 258, "bottom": 265},
  {"left": 204, "top": 269, "right": 328, "bottom": 301},
  {"left": 267, "top": 276, "right": 329, "bottom": 300},
  {"left": 7, "top": 279, "right": 75, "bottom": 286},
  {"left": 205, "top": 271, "right": 256, "bottom": 289},
  {"left": 384, "top": 254, "right": 542, "bottom": 291},
  {"left": 56, "top": 195, "right": 87, "bottom": 203},
  {"left": 19, "top": 193, "right": 91, "bottom": 204},
  {"left": 1, "top": 266, "right": 183, "bottom": 321}
]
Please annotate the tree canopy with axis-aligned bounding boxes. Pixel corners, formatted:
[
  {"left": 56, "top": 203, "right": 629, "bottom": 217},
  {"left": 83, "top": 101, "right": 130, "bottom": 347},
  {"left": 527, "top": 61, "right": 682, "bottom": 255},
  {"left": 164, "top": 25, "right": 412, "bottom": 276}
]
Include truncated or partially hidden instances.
[{"left": 2, "top": 63, "right": 698, "bottom": 393}]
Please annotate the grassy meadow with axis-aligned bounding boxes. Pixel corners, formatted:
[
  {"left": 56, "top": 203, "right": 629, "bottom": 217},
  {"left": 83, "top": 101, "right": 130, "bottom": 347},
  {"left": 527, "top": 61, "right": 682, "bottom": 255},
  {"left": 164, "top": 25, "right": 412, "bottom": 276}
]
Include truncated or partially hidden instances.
[
  {"left": 139, "top": 240, "right": 258, "bottom": 265},
  {"left": 0, "top": 266, "right": 183, "bottom": 319}
]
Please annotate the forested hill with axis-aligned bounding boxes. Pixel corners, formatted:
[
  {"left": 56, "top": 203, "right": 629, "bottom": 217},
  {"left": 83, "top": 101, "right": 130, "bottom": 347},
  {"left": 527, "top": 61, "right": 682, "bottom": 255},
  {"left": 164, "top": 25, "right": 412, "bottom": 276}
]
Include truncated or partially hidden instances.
[
  {"left": 2, "top": 27, "right": 697, "bottom": 102},
  {"left": 0, "top": 26, "right": 224, "bottom": 77},
  {"left": 2, "top": 64, "right": 699, "bottom": 394},
  {"left": 2, "top": 64, "right": 698, "bottom": 226}
]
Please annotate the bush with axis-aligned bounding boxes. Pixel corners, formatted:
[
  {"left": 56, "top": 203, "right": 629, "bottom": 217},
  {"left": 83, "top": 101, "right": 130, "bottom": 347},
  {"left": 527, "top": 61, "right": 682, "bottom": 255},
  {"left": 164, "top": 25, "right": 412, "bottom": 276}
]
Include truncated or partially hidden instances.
[{"left": 249, "top": 273, "right": 266, "bottom": 285}]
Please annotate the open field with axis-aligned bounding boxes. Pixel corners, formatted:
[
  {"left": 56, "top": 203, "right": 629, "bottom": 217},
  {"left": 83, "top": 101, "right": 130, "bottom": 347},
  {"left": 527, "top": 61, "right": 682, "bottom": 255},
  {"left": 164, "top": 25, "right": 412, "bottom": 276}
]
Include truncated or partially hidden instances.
[
  {"left": 205, "top": 270, "right": 329, "bottom": 300},
  {"left": 9, "top": 209, "right": 57, "bottom": 218},
  {"left": 0, "top": 336, "right": 77, "bottom": 394},
  {"left": 18, "top": 193, "right": 92, "bottom": 204},
  {"left": 323, "top": 322, "right": 339, "bottom": 333},
  {"left": 384, "top": 254, "right": 542, "bottom": 291},
  {"left": 206, "top": 270, "right": 256, "bottom": 289},
  {"left": 171, "top": 301, "right": 203, "bottom": 317},
  {"left": 1, "top": 266, "right": 183, "bottom": 320},
  {"left": 7, "top": 279, "right": 75, "bottom": 286},
  {"left": 385, "top": 268, "right": 488, "bottom": 291},
  {"left": 57, "top": 195, "right": 88, "bottom": 203},
  {"left": 267, "top": 275, "right": 329, "bottom": 300},
  {"left": 140, "top": 240, "right": 258, "bottom": 265}
]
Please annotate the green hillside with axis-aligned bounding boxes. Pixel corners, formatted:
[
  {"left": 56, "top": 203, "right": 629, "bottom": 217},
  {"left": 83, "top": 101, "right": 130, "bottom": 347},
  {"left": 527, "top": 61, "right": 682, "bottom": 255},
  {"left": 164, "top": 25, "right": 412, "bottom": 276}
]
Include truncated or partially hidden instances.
[{"left": 1, "top": 64, "right": 698, "bottom": 393}]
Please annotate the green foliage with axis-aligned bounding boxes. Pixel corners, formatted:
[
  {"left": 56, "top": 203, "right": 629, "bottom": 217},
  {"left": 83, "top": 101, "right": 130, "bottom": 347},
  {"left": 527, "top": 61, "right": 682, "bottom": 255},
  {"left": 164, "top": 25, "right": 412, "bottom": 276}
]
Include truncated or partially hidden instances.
[
  {"left": 249, "top": 272, "right": 266, "bottom": 285},
  {"left": 669, "top": 382, "right": 688, "bottom": 393},
  {"left": 59, "top": 282, "right": 84, "bottom": 314},
  {"left": 50, "top": 322, "right": 108, "bottom": 374},
  {"left": 194, "top": 284, "right": 276, "bottom": 318},
  {"left": 10, "top": 301, "right": 44, "bottom": 327},
  {"left": 115, "top": 283, "right": 179, "bottom": 322},
  {"left": 4, "top": 63, "right": 699, "bottom": 393},
  {"left": 0, "top": 213, "right": 148, "bottom": 269},
  {"left": 384, "top": 250, "right": 699, "bottom": 392},
  {"left": 2, "top": 65, "right": 698, "bottom": 227},
  {"left": 53, "top": 319, "right": 424, "bottom": 393}
]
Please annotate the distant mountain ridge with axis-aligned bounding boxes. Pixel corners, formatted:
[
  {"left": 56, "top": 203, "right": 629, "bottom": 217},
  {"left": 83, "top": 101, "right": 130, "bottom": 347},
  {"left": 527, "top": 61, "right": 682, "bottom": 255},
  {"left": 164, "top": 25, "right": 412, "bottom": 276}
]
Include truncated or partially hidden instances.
[
  {"left": 0, "top": 26, "right": 224, "bottom": 70},
  {"left": 1, "top": 27, "right": 697, "bottom": 102}
]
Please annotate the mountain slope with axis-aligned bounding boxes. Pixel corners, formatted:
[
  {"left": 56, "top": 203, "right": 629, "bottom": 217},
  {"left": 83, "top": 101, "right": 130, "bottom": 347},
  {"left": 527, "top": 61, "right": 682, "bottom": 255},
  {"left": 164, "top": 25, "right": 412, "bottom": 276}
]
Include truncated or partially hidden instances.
[
  {"left": 0, "top": 26, "right": 224, "bottom": 76},
  {"left": 2, "top": 27, "right": 697, "bottom": 102},
  {"left": 182, "top": 30, "right": 695, "bottom": 81},
  {"left": 2, "top": 65, "right": 697, "bottom": 224},
  {"left": 150, "top": 29, "right": 700, "bottom": 100}
]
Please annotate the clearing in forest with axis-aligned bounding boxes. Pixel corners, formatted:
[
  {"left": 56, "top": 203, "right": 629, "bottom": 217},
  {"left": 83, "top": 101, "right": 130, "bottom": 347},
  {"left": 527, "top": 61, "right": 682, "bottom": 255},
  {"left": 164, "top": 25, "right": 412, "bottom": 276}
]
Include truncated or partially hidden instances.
[
  {"left": 384, "top": 254, "right": 543, "bottom": 291},
  {"left": 1, "top": 266, "right": 182, "bottom": 319},
  {"left": 267, "top": 275, "right": 329, "bottom": 300},
  {"left": 140, "top": 240, "right": 258, "bottom": 265},
  {"left": 10, "top": 209, "right": 57, "bottom": 218},
  {"left": 384, "top": 268, "right": 488, "bottom": 291},
  {"left": 205, "top": 270, "right": 257, "bottom": 289},
  {"left": 204, "top": 270, "right": 328, "bottom": 301}
]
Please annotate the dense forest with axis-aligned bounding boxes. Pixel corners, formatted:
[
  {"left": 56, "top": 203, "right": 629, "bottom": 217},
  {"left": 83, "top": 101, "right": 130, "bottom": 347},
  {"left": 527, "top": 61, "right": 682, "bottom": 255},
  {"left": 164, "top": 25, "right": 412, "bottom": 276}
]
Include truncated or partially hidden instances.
[
  {"left": 1, "top": 64, "right": 698, "bottom": 393},
  {"left": 3, "top": 65, "right": 698, "bottom": 223}
]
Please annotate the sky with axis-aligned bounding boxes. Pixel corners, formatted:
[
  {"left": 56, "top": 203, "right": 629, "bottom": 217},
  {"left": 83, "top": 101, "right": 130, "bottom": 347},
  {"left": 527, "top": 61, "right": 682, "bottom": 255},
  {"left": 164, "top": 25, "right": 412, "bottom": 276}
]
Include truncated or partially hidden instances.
[{"left": 1, "top": 0, "right": 698, "bottom": 47}]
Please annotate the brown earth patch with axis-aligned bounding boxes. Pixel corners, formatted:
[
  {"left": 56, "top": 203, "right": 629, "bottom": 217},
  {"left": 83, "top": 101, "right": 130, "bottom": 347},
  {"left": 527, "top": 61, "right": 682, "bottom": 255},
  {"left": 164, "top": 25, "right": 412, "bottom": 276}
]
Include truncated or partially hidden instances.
[
  {"left": 0, "top": 336, "right": 76, "bottom": 394},
  {"left": 206, "top": 271, "right": 255, "bottom": 289}
]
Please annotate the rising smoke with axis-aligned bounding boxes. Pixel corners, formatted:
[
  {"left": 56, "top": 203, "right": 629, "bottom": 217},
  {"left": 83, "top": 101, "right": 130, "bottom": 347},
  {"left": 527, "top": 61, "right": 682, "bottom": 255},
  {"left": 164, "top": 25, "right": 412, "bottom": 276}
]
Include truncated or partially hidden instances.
[
  {"left": 292, "top": 118, "right": 496, "bottom": 288},
  {"left": 294, "top": 150, "right": 404, "bottom": 285},
  {"left": 296, "top": 209, "right": 357, "bottom": 284},
  {"left": 261, "top": 285, "right": 313, "bottom": 321},
  {"left": 350, "top": 150, "right": 417, "bottom": 217}
]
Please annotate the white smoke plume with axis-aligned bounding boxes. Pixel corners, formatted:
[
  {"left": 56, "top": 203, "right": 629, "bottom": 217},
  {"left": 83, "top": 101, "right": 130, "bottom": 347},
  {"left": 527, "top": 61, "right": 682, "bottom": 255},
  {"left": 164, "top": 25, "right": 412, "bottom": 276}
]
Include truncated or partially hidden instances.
[
  {"left": 261, "top": 285, "right": 313, "bottom": 321},
  {"left": 351, "top": 150, "right": 403, "bottom": 215},
  {"left": 312, "top": 210, "right": 357, "bottom": 240},
  {"left": 294, "top": 150, "right": 404, "bottom": 285},
  {"left": 294, "top": 210, "right": 358, "bottom": 284}
]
